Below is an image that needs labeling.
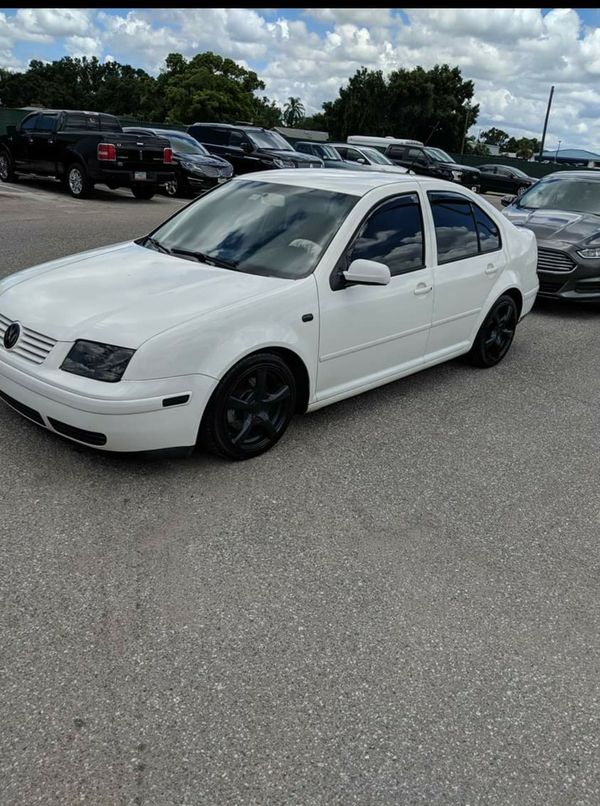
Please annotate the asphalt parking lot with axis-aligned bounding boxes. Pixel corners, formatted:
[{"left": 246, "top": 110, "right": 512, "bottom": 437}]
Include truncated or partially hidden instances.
[{"left": 1, "top": 177, "right": 600, "bottom": 805}]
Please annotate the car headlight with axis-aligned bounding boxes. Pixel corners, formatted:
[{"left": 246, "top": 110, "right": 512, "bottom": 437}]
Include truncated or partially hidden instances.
[
  {"left": 577, "top": 247, "right": 600, "bottom": 259},
  {"left": 60, "top": 340, "right": 135, "bottom": 383},
  {"left": 273, "top": 158, "right": 296, "bottom": 168},
  {"left": 180, "top": 160, "right": 205, "bottom": 174}
]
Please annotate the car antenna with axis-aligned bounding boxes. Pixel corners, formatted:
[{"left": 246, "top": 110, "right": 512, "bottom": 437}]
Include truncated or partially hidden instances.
[{"left": 405, "top": 121, "right": 440, "bottom": 175}]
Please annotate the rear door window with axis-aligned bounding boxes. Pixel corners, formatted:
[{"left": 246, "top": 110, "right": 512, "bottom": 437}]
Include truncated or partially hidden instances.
[
  {"left": 195, "top": 127, "right": 228, "bottom": 146},
  {"left": 428, "top": 191, "right": 501, "bottom": 262}
]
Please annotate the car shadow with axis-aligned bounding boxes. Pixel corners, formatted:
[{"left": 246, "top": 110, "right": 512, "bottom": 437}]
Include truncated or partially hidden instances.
[
  {"left": 533, "top": 296, "right": 600, "bottom": 319},
  {"left": 11, "top": 175, "right": 177, "bottom": 204}
]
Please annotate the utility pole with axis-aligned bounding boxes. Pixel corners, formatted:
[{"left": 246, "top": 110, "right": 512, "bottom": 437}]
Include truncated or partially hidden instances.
[
  {"left": 461, "top": 103, "right": 472, "bottom": 155},
  {"left": 538, "top": 85, "right": 555, "bottom": 162}
]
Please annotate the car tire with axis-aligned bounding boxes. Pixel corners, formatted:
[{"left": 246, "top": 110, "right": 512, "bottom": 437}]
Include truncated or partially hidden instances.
[
  {"left": 466, "top": 294, "right": 518, "bottom": 368},
  {"left": 0, "top": 149, "right": 17, "bottom": 182},
  {"left": 131, "top": 184, "right": 156, "bottom": 200},
  {"left": 164, "top": 175, "right": 189, "bottom": 197},
  {"left": 66, "top": 162, "right": 93, "bottom": 198},
  {"left": 199, "top": 352, "right": 297, "bottom": 460}
]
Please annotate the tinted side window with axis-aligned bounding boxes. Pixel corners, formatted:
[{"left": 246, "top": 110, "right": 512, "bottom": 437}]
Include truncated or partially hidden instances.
[
  {"left": 63, "top": 113, "right": 101, "bottom": 131},
  {"left": 387, "top": 145, "right": 406, "bottom": 159},
  {"left": 349, "top": 194, "right": 425, "bottom": 276},
  {"left": 193, "top": 127, "right": 228, "bottom": 145},
  {"left": 344, "top": 148, "right": 363, "bottom": 162},
  {"left": 21, "top": 115, "right": 38, "bottom": 131},
  {"left": 496, "top": 167, "right": 510, "bottom": 177},
  {"left": 406, "top": 147, "right": 426, "bottom": 163},
  {"left": 472, "top": 204, "right": 501, "bottom": 253},
  {"left": 228, "top": 130, "right": 247, "bottom": 148},
  {"left": 429, "top": 193, "right": 479, "bottom": 263},
  {"left": 35, "top": 114, "right": 57, "bottom": 132}
]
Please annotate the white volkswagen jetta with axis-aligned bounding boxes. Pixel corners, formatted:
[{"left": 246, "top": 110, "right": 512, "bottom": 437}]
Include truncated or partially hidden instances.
[{"left": 0, "top": 171, "right": 538, "bottom": 460}]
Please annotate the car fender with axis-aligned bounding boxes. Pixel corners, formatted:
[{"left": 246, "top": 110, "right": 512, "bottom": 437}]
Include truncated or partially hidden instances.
[{"left": 128, "top": 275, "right": 320, "bottom": 395}]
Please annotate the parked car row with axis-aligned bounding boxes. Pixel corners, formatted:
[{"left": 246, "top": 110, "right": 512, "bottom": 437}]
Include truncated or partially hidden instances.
[{"left": 0, "top": 109, "right": 540, "bottom": 202}]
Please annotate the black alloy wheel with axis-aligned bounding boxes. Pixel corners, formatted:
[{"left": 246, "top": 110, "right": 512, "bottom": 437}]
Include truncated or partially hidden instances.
[
  {"left": 467, "top": 294, "right": 518, "bottom": 368},
  {"left": 200, "top": 353, "right": 297, "bottom": 460}
]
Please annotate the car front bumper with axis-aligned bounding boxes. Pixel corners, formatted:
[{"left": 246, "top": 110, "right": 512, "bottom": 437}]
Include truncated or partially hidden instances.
[{"left": 0, "top": 356, "right": 218, "bottom": 453}]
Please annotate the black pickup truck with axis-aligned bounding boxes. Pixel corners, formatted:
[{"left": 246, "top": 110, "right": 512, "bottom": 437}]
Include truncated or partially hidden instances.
[{"left": 0, "top": 109, "right": 175, "bottom": 200}]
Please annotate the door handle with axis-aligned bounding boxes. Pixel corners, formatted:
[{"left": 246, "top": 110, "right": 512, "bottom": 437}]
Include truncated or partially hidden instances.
[
  {"left": 414, "top": 283, "right": 433, "bottom": 296},
  {"left": 485, "top": 263, "right": 497, "bottom": 275}
]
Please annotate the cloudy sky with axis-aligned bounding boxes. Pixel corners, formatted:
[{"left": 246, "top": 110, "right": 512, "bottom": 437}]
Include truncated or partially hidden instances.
[{"left": 2, "top": 7, "right": 600, "bottom": 149}]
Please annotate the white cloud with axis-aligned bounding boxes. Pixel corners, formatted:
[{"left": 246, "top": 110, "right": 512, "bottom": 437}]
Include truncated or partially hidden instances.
[{"left": 3, "top": 7, "right": 600, "bottom": 150}]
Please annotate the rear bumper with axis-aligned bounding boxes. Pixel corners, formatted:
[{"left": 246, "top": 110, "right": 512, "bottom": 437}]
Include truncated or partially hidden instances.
[
  {"left": 94, "top": 169, "right": 176, "bottom": 187},
  {"left": 0, "top": 356, "right": 217, "bottom": 452}
]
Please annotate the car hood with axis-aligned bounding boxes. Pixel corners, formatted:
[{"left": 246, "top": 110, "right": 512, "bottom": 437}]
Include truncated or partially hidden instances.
[
  {"left": 258, "top": 148, "right": 318, "bottom": 164},
  {"left": 173, "top": 151, "right": 229, "bottom": 168},
  {"left": 0, "top": 242, "right": 291, "bottom": 347},
  {"left": 502, "top": 207, "right": 600, "bottom": 245}
]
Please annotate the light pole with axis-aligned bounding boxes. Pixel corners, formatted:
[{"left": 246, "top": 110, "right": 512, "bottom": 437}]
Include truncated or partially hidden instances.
[
  {"left": 460, "top": 103, "right": 472, "bottom": 155},
  {"left": 555, "top": 139, "right": 562, "bottom": 163}
]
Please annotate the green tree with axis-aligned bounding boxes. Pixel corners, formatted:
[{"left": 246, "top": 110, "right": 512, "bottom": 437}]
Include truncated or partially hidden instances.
[
  {"left": 319, "top": 64, "right": 477, "bottom": 151},
  {"left": 480, "top": 127, "right": 509, "bottom": 147},
  {"left": 282, "top": 97, "right": 305, "bottom": 127}
]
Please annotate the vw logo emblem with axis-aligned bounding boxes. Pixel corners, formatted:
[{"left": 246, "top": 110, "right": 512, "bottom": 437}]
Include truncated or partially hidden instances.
[{"left": 3, "top": 322, "right": 20, "bottom": 350}]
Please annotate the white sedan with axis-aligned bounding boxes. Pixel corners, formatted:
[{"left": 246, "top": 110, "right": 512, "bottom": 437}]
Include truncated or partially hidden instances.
[{"left": 0, "top": 171, "right": 538, "bottom": 460}]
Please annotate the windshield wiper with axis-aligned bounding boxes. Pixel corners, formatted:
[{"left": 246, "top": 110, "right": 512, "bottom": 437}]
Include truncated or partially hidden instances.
[
  {"left": 169, "top": 247, "right": 239, "bottom": 270},
  {"left": 143, "top": 236, "right": 171, "bottom": 255}
]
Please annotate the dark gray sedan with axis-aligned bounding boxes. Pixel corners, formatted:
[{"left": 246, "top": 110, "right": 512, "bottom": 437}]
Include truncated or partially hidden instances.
[{"left": 502, "top": 171, "right": 600, "bottom": 300}]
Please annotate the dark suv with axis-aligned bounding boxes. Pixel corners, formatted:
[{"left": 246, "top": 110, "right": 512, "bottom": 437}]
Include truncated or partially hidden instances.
[
  {"left": 187, "top": 123, "right": 323, "bottom": 174},
  {"left": 384, "top": 144, "right": 481, "bottom": 190}
]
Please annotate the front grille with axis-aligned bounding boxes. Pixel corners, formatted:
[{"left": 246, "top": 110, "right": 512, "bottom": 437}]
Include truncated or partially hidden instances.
[
  {"left": 538, "top": 278, "right": 566, "bottom": 294},
  {"left": 0, "top": 389, "right": 45, "bottom": 425},
  {"left": 0, "top": 313, "right": 57, "bottom": 364},
  {"left": 202, "top": 165, "right": 221, "bottom": 178},
  {"left": 48, "top": 417, "right": 107, "bottom": 446},
  {"left": 537, "top": 248, "right": 575, "bottom": 273}
]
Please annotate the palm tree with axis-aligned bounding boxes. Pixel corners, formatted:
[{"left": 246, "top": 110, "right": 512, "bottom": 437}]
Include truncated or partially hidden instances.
[{"left": 283, "top": 97, "right": 305, "bottom": 127}]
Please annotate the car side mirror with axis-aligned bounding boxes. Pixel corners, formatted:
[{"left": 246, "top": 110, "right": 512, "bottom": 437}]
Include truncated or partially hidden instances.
[
  {"left": 343, "top": 259, "right": 391, "bottom": 286},
  {"left": 501, "top": 195, "right": 516, "bottom": 207},
  {"left": 240, "top": 142, "right": 253, "bottom": 154}
]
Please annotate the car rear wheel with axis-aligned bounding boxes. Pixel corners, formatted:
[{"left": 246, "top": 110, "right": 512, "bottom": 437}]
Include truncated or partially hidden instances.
[
  {"left": 466, "top": 294, "right": 518, "bottom": 368},
  {"left": 131, "top": 184, "right": 156, "bottom": 200},
  {"left": 66, "top": 163, "right": 93, "bottom": 198},
  {"left": 0, "top": 150, "right": 17, "bottom": 182},
  {"left": 199, "top": 352, "right": 297, "bottom": 460}
]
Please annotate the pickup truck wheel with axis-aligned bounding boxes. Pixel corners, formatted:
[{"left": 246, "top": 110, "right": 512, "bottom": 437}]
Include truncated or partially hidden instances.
[
  {"left": 131, "top": 185, "right": 156, "bottom": 200},
  {"left": 66, "top": 163, "right": 93, "bottom": 198},
  {"left": 0, "top": 151, "right": 16, "bottom": 182}
]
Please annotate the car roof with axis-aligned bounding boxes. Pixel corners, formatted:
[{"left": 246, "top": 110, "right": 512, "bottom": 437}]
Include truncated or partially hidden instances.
[
  {"left": 190, "top": 122, "right": 266, "bottom": 132},
  {"left": 228, "top": 169, "right": 469, "bottom": 197},
  {"left": 541, "top": 170, "right": 600, "bottom": 180}
]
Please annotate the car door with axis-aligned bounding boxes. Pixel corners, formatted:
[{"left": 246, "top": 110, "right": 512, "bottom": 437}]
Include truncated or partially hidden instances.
[
  {"left": 494, "top": 166, "right": 514, "bottom": 193},
  {"left": 11, "top": 113, "right": 39, "bottom": 170},
  {"left": 27, "top": 113, "right": 59, "bottom": 174},
  {"left": 480, "top": 166, "right": 498, "bottom": 192},
  {"left": 315, "top": 192, "right": 434, "bottom": 400},
  {"left": 423, "top": 190, "right": 504, "bottom": 360},
  {"left": 339, "top": 146, "right": 368, "bottom": 166}
]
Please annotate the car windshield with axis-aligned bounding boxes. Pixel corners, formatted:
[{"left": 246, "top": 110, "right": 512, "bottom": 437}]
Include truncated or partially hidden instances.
[
  {"left": 516, "top": 176, "right": 600, "bottom": 214},
  {"left": 360, "top": 147, "right": 394, "bottom": 165},
  {"left": 248, "top": 130, "right": 293, "bottom": 151},
  {"left": 145, "top": 179, "right": 358, "bottom": 279},
  {"left": 166, "top": 133, "right": 209, "bottom": 156},
  {"left": 425, "top": 147, "right": 454, "bottom": 163}
]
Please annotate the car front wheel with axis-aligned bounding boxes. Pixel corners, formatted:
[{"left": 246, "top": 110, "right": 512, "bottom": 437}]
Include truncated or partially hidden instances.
[
  {"left": 467, "top": 294, "right": 518, "bottom": 368},
  {"left": 199, "top": 352, "right": 297, "bottom": 460}
]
